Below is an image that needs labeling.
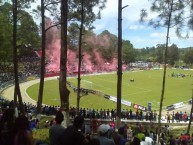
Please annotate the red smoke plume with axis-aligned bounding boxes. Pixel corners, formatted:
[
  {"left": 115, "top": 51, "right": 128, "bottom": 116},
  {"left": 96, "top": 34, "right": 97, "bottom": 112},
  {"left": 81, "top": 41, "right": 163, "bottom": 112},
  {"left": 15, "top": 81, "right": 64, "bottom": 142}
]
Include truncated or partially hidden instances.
[{"left": 45, "top": 25, "right": 126, "bottom": 73}]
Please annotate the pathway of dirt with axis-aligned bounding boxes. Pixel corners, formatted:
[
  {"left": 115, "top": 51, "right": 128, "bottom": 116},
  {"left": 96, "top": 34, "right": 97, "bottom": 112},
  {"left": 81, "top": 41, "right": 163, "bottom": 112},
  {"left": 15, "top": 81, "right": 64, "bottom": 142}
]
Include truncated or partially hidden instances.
[
  {"left": 1, "top": 76, "right": 192, "bottom": 116},
  {"left": 1, "top": 77, "right": 58, "bottom": 105}
]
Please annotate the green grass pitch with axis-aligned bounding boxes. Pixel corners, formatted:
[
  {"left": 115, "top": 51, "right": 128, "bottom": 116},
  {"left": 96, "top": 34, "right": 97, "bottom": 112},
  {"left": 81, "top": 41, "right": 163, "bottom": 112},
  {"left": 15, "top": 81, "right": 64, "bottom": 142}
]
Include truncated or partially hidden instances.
[{"left": 26, "top": 69, "right": 193, "bottom": 110}]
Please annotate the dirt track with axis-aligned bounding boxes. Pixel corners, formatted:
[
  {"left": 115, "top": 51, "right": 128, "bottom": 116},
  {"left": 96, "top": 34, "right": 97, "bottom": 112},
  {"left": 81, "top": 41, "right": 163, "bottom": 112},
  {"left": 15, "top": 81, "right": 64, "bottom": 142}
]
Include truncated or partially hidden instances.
[
  {"left": 1, "top": 77, "right": 58, "bottom": 105},
  {"left": 1, "top": 76, "right": 192, "bottom": 116}
]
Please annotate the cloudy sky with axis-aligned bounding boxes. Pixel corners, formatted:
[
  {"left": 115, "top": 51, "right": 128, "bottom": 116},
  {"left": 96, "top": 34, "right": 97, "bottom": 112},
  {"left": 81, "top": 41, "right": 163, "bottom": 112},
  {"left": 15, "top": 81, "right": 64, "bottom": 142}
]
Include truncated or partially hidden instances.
[{"left": 93, "top": 0, "right": 193, "bottom": 48}]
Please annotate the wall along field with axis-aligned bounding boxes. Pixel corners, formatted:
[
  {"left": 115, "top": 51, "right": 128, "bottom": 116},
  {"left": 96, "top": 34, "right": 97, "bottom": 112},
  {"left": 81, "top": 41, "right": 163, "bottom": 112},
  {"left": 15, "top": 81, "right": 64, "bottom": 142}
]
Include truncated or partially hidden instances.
[{"left": 27, "top": 69, "right": 193, "bottom": 110}]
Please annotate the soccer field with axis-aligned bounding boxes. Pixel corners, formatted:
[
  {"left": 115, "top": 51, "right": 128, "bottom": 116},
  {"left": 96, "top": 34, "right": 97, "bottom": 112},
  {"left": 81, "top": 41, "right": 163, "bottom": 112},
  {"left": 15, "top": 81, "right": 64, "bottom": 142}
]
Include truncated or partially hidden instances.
[{"left": 27, "top": 69, "right": 193, "bottom": 110}]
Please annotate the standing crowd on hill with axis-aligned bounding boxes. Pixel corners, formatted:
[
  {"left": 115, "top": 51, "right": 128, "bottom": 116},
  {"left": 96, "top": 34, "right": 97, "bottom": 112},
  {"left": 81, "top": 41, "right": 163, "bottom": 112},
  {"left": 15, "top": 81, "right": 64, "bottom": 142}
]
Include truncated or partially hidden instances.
[
  {"left": 0, "top": 97, "right": 192, "bottom": 124},
  {"left": 0, "top": 102, "right": 193, "bottom": 145},
  {"left": 0, "top": 56, "right": 41, "bottom": 89},
  {"left": 37, "top": 111, "right": 193, "bottom": 145}
]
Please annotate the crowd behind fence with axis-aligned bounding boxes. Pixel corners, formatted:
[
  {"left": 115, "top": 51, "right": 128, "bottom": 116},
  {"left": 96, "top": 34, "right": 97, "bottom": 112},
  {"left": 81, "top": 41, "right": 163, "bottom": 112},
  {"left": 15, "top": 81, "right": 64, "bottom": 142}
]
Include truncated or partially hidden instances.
[{"left": 1, "top": 57, "right": 193, "bottom": 125}]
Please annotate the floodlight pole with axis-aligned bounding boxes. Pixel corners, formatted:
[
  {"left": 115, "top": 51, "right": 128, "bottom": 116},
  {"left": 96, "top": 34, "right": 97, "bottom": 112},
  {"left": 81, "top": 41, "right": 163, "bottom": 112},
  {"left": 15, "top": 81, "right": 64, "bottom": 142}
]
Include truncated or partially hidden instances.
[{"left": 116, "top": 0, "right": 128, "bottom": 129}]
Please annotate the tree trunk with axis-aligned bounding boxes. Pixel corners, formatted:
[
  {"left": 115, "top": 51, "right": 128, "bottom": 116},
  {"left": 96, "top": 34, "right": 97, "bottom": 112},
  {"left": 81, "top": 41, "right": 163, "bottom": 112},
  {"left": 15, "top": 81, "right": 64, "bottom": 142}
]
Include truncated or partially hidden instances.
[
  {"left": 60, "top": 0, "right": 70, "bottom": 128},
  {"left": 12, "top": 0, "right": 25, "bottom": 115},
  {"left": 14, "top": 87, "right": 17, "bottom": 105},
  {"left": 157, "top": 0, "right": 173, "bottom": 143},
  {"left": 37, "top": 0, "right": 46, "bottom": 120},
  {"left": 116, "top": 0, "right": 123, "bottom": 129},
  {"left": 187, "top": 89, "right": 193, "bottom": 134},
  {"left": 77, "top": 0, "right": 84, "bottom": 115}
]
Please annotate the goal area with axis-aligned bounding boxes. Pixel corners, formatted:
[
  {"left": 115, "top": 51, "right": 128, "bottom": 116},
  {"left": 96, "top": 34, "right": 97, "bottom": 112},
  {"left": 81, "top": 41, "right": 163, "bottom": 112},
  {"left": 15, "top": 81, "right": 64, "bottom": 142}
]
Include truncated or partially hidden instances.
[{"left": 81, "top": 80, "right": 93, "bottom": 89}]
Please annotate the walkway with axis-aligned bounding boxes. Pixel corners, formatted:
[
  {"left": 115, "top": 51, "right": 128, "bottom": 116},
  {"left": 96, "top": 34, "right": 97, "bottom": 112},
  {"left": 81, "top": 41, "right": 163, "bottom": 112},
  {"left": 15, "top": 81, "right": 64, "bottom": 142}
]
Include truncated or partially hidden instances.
[
  {"left": 1, "top": 76, "right": 192, "bottom": 117},
  {"left": 1, "top": 77, "right": 58, "bottom": 105}
]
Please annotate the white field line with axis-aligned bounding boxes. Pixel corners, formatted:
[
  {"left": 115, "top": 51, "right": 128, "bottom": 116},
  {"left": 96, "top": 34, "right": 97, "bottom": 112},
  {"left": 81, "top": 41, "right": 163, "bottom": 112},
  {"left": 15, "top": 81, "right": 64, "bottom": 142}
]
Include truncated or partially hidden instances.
[{"left": 93, "top": 77, "right": 153, "bottom": 97}]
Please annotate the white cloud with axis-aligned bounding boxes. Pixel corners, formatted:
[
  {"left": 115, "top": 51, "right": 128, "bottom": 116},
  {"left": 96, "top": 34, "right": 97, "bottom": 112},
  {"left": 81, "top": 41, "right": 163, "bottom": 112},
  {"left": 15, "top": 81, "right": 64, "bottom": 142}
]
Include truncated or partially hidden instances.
[
  {"left": 100, "top": 1, "right": 117, "bottom": 18},
  {"left": 129, "top": 25, "right": 145, "bottom": 30},
  {"left": 26, "top": 0, "right": 193, "bottom": 48},
  {"left": 123, "top": 0, "right": 150, "bottom": 22},
  {"left": 100, "top": 0, "right": 152, "bottom": 22},
  {"left": 150, "top": 32, "right": 166, "bottom": 38}
]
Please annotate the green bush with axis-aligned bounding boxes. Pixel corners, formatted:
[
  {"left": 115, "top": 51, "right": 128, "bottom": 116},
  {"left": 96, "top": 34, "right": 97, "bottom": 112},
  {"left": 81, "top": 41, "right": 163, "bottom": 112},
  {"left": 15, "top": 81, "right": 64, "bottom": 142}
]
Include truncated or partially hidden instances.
[{"left": 33, "top": 128, "right": 50, "bottom": 144}]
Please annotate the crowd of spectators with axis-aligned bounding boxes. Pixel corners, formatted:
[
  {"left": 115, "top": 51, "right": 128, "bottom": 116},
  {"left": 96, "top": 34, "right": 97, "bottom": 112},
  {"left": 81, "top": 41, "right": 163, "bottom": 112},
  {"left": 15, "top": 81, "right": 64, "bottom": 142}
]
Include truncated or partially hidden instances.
[
  {"left": 0, "top": 64, "right": 14, "bottom": 88},
  {"left": 48, "top": 112, "right": 193, "bottom": 145},
  {"left": 69, "top": 107, "right": 192, "bottom": 123},
  {"left": 18, "top": 56, "right": 41, "bottom": 77},
  {"left": 0, "top": 56, "right": 41, "bottom": 89},
  {"left": 69, "top": 107, "right": 158, "bottom": 122},
  {"left": 0, "top": 96, "right": 192, "bottom": 125},
  {"left": 0, "top": 97, "right": 193, "bottom": 145},
  {"left": 0, "top": 107, "right": 38, "bottom": 145},
  {"left": 1, "top": 56, "right": 193, "bottom": 145},
  {"left": 0, "top": 54, "right": 117, "bottom": 89},
  {"left": 165, "top": 111, "right": 191, "bottom": 123}
]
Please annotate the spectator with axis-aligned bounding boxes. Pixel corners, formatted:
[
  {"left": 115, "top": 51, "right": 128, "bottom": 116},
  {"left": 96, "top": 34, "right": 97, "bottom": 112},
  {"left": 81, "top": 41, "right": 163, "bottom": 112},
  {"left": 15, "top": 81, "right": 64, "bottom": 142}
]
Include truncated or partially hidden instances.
[
  {"left": 181, "top": 140, "right": 188, "bottom": 145},
  {"left": 112, "top": 132, "right": 121, "bottom": 145},
  {"left": 191, "top": 133, "right": 193, "bottom": 142},
  {"left": 118, "top": 126, "right": 127, "bottom": 145},
  {"left": 145, "top": 133, "right": 154, "bottom": 145},
  {"left": 95, "top": 124, "right": 115, "bottom": 145},
  {"left": 180, "top": 133, "right": 191, "bottom": 143},
  {"left": 130, "top": 137, "right": 140, "bottom": 145},
  {"left": 136, "top": 128, "right": 145, "bottom": 141},
  {"left": 127, "top": 126, "right": 133, "bottom": 143},
  {"left": 0, "top": 108, "right": 15, "bottom": 145},
  {"left": 13, "top": 115, "right": 34, "bottom": 145},
  {"left": 182, "top": 112, "right": 188, "bottom": 122},
  {"left": 61, "top": 116, "right": 88, "bottom": 145},
  {"left": 89, "top": 138, "right": 100, "bottom": 145},
  {"left": 140, "top": 136, "right": 148, "bottom": 145},
  {"left": 91, "top": 118, "right": 99, "bottom": 133},
  {"left": 133, "top": 123, "right": 140, "bottom": 136},
  {"left": 109, "top": 119, "right": 115, "bottom": 130},
  {"left": 49, "top": 111, "right": 65, "bottom": 145},
  {"left": 168, "top": 135, "right": 176, "bottom": 145}
]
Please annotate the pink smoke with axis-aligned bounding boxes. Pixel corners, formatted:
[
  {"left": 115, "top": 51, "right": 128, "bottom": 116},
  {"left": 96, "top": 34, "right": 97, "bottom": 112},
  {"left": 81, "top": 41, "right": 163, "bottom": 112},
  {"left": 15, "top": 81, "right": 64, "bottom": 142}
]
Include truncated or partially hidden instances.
[
  {"left": 45, "top": 26, "right": 126, "bottom": 73},
  {"left": 46, "top": 39, "right": 60, "bottom": 72}
]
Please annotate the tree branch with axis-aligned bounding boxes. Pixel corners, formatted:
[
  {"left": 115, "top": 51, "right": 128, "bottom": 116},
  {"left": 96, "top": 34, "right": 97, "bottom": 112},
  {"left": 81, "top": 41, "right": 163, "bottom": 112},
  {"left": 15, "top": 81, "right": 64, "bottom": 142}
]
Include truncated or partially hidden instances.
[
  {"left": 44, "top": 1, "right": 60, "bottom": 8},
  {"left": 45, "top": 23, "right": 60, "bottom": 32}
]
